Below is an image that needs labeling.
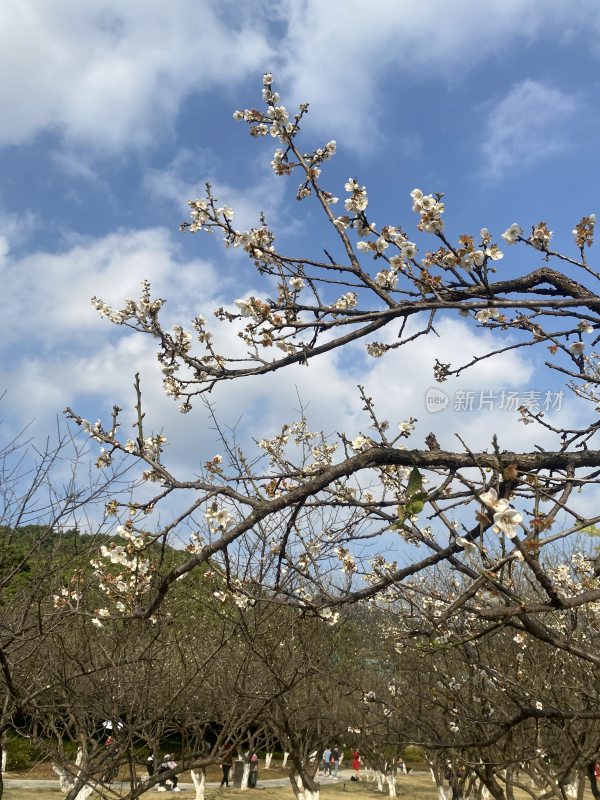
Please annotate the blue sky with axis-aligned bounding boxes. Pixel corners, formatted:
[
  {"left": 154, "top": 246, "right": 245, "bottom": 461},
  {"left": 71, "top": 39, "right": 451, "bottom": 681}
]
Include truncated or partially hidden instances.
[{"left": 2, "top": 0, "right": 600, "bottom": 501}]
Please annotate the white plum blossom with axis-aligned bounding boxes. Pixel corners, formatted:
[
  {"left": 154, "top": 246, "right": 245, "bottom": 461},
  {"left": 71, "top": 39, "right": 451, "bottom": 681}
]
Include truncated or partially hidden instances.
[
  {"left": 486, "top": 244, "right": 504, "bottom": 260},
  {"left": 480, "top": 488, "right": 522, "bottom": 539},
  {"left": 367, "top": 342, "right": 386, "bottom": 358},
  {"left": 375, "top": 269, "right": 398, "bottom": 290},
  {"left": 320, "top": 607, "right": 340, "bottom": 625},
  {"left": 344, "top": 178, "right": 368, "bottom": 213},
  {"left": 502, "top": 223, "right": 522, "bottom": 244},
  {"left": 475, "top": 308, "right": 502, "bottom": 323},
  {"left": 289, "top": 277, "right": 305, "bottom": 290},
  {"left": 456, "top": 537, "right": 477, "bottom": 555},
  {"left": 235, "top": 299, "right": 254, "bottom": 317},
  {"left": 206, "top": 508, "right": 233, "bottom": 531},
  {"left": 333, "top": 292, "right": 358, "bottom": 310},
  {"left": 410, "top": 188, "right": 445, "bottom": 233},
  {"left": 492, "top": 504, "right": 522, "bottom": 538},
  {"left": 578, "top": 321, "right": 594, "bottom": 334}
]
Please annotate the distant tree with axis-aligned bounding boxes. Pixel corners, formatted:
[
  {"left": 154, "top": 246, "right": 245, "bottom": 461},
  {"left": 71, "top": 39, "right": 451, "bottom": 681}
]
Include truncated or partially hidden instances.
[{"left": 0, "top": 421, "right": 129, "bottom": 799}]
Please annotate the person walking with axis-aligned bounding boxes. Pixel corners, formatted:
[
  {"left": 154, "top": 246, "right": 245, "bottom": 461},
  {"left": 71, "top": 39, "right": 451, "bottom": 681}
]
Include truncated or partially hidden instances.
[
  {"left": 353, "top": 750, "right": 361, "bottom": 778},
  {"left": 220, "top": 750, "right": 233, "bottom": 787},
  {"left": 322, "top": 747, "right": 331, "bottom": 776},
  {"left": 330, "top": 746, "right": 340, "bottom": 779}
]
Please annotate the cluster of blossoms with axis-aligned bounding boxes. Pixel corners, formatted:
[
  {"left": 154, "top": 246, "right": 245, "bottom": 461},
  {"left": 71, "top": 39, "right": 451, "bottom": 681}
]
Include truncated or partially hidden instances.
[
  {"left": 475, "top": 307, "right": 504, "bottom": 324},
  {"left": 306, "top": 441, "right": 338, "bottom": 472},
  {"left": 529, "top": 221, "right": 553, "bottom": 250},
  {"left": 373, "top": 267, "right": 399, "bottom": 290},
  {"left": 573, "top": 214, "right": 596, "bottom": 249},
  {"left": 350, "top": 434, "right": 371, "bottom": 451},
  {"left": 336, "top": 546, "right": 357, "bottom": 574},
  {"left": 89, "top": 535, "right": 153, "bottom": 615},
  {"left": 344, "top": 178, "right": 368, "bottom": 213},
  {"left": 229, "top": 226, "right": 276, "bottom": 260},
  {"left": 479, "top": 487, "right": 522, "bottom": 538},
  {"left": 366, "top": 342, "right": 387, "bottom": 358},
  {"left": 398, "top": 419, "right": 416, "bottom": 436},
  {"left": 213, "top": 586, "right": 256, "bottom": 610},
  {"left": 332, "top": 291, "right": 358, "bottom": 311},
  {"left": 205, "top": 505, "right": 234, "bottom": 532},
  {"left": 410, "top": 189, "right": 445, "bottom": 233},
  {"left": 368, "top": 554, "right": 398, "bottom": 580},
  {"left": 92, "top": 281, "right": 164, "bottom": 325},
  {"left": 429, "top": 230, "right": 504, "bottom": 275},
  {"left": 187, "top": 198, "right": 234, "bottom": 232},
  {"left": 234, "top": 296, "right": 274, "bottom": 321},
  {"left": 319, "top": 607, "right": 340, "bottom": 626},
  {"left": 232, "top": 73, "right": 294, "bottom": 143},
  {"left": 53, "top": 582, "right": 83, "bottom": 610}
]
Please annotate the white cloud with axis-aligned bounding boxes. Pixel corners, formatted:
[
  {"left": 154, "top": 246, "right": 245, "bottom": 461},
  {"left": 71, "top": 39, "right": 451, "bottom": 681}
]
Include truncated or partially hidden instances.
[
  {"left": 276, "top": 0, "right": 594, "bottom": 149},
  {"left": 0, "top": 226, "right": 221, "bottom": 351},
  {"left": 3, "top": 0, "right": 597, "bottom": 156},
  {"left": 480, "top": 80, "right": 579, "bottom": 178},
  {"left": 0, "top": 0, "right": 272, "bottom": 151}
]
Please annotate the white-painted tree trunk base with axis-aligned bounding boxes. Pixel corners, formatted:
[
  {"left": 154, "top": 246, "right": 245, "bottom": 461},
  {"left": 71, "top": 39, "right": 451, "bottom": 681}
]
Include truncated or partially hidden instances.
[
  {"left": 293, "top": 773, "right": 319, "bottom": 800},
  {"left": 386, "top": 774, "right": 397, "bottom": 797},
  {"left": 283, "top": 753, "right": 289, "bottom": 768},
  {"left": 53, "top": 746, "right": 94, "bottom": 800},
  {"left": 265, "top": 752, "right": 273, "bottom": 770},
  {"left": 52, "top": 764, "right": 73, "bottom": 794},
  {"left": 72, "top": 787, "right": 94, "bottom": 800},
  {"left": 436, "top": 780, "right": 448, "bottom": 800},
  {"left": 1, "top": 748, "right": 6, "bottom": 772},
  {"left": 376, "top": 770, "right": 385, "bottom": 792},
  {"left": 191, "top": 767, "right": 206, "bottom": 800},
  {"left": 240, "top": 761, "right": 250, "bottom": 790}
]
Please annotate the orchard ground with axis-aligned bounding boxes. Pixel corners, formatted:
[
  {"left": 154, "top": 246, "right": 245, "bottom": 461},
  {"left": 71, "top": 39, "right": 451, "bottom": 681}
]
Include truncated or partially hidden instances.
[
  {"left": 3, "top": 768, "right": 432, "bottom": 799},
  {"left": 6, "top": 770, "right": 598, "bottom": 800}
]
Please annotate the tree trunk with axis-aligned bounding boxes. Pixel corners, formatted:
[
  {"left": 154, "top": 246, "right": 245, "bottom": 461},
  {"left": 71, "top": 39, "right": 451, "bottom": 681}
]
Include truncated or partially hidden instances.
[
  {"left": 437, "top": 781, "right": 449, "bottom": 800},
  {"left": 291, "top": 770, "right": 320, "bottom": 800},
  {"left": 265, "top": 752, "right": 273, "bottom": 770},
  {"left": 386, "top": 772, "right": 397, "bottom": 797},
  {"left": 53, "top": 763, "right": 73, "bottom": 794},
  {"left": 376, "top": 770, "right": 385, "bottom": 792},
  {"left": 577, "top": 769, "right": 586, "bottom": 800},
  {"left": 240, "top": 760, "right": 250, "bottom": 790},
  {"left": 587, "top": 765, "right": 600, "bottom": 800},
  {"left": 191, "top": 767, "right": 206, "bottom": 800},
  {"left": 282, "top": 752, "right": 289, "bottom": 768}
]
